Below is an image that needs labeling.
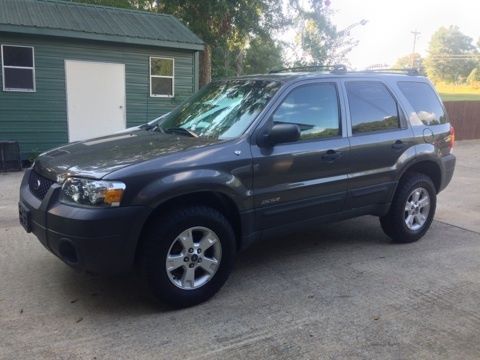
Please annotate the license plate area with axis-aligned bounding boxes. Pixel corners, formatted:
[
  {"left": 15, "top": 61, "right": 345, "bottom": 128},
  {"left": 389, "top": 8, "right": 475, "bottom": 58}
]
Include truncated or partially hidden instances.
[{"left": 18, "top": 203, "right": 32, "bottom": 233}]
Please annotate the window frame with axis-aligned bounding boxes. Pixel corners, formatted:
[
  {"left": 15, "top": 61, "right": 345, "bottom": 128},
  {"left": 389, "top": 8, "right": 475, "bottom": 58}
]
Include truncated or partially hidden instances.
[
  {"left": 269, "top": 81, "right": 343, "bottom": 142},
  {"left": 149, "top": 56, "right": 174, "bottom": 98},
  {"left": 1, "top": 44, "right": 36, "bottom": 93},
  {"left": 344, "top": 80, "right": 403, "bottom": 136}
]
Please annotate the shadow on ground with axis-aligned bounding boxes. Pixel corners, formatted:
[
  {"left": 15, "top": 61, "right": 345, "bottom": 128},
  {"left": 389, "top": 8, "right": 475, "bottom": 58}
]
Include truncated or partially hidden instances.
[{"left": 54, "top": 216, "right": 390, "bottom": 314}]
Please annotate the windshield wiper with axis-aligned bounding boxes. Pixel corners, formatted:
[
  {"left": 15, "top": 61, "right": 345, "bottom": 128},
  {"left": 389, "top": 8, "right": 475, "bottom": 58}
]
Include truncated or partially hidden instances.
[
  {"left": 164, "top": 127, "right": 199, "bottom": 137},
  {"left": 140, "top": 123, "right": 157, "bottom": 131}
]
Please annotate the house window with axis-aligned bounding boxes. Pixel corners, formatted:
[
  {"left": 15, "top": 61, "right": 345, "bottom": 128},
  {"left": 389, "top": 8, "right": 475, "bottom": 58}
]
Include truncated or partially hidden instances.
[
  {"left": 150, "top": 57, "right": 174, "bottom": 97},
  {"left": 1, "top": 45, "right": 36, "bottom": 92}
]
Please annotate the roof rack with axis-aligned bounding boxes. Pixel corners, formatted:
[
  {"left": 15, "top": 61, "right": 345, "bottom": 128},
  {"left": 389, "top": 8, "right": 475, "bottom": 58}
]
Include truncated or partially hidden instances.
[
  {"left": 360, "top": 68, "right": 420, "bottom": 76},
  {"left": 268, "top": 65, "right": 421, "bottom": 76},
  {"left": 269, "top": 64, "right": 347, "bottom": 74}
]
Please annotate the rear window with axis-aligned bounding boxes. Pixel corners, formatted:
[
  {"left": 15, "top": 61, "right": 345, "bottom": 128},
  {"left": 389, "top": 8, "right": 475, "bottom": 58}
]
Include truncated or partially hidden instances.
[
  {"left": 346, "top": 81, "right": 400, "bottom": 134},
  {"left": 397, "top": 81, "right": 447, "bottom": 125}
]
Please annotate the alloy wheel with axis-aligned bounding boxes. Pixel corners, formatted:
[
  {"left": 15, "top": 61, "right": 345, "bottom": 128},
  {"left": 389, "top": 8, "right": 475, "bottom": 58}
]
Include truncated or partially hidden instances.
[
  {"left": 165, "top": 226, "right": 222, "bottom": 290},
  {"left": 404, "top": 187, "right": 431, "bottom": 231}
]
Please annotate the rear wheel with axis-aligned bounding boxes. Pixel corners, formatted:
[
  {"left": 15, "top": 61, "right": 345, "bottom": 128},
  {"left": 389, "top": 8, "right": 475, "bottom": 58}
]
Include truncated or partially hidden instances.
[
  {"left": 143, "top": 206, "right": 236, "bottom": 307},
  {"left": 380, "top": 173, "right": 436, "bottom": 243}
]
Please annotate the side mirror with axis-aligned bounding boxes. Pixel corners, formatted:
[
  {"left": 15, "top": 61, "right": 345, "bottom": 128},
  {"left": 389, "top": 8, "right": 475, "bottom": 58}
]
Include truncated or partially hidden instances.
[{"left": 259, "top": 123, "right": 301, "bottom": 147}]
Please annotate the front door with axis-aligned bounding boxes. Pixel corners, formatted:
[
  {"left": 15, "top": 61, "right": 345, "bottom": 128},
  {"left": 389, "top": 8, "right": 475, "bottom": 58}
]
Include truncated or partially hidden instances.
[
  {"left": 252, "top": 81, "right": 350, "bottom": 230},
  {"left": 65, "top": 60, "right": 126, "bottom": 142}
]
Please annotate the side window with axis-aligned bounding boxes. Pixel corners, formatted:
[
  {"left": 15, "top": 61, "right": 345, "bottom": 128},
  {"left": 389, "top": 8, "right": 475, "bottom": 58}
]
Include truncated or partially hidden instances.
[
  {"left": 346, "top": 81, "right": 400, "bottom": 134},
  {"left": 150, "top": 57, "right": 174, "bottom": 97},
  {"left": 1, "top": 45, "right": 35, "bottom": 92},
  {"left": 398, "top": 81, "right": 447, "bottom": 125},
  {"left": 272, "top": 83, "right": 340, "bottom": 140}
]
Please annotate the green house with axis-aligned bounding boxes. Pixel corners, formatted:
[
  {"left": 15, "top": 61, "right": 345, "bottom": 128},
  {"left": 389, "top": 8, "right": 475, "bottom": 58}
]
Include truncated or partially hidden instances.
[{"left": 0, "top": 0, "right": 203, "bottom": 159}]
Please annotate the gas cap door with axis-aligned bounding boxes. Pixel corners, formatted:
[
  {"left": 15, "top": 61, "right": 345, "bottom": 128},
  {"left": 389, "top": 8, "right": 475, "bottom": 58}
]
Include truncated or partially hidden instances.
[{"left": 423, "top": 128, "right": 434, "bottom": 143}]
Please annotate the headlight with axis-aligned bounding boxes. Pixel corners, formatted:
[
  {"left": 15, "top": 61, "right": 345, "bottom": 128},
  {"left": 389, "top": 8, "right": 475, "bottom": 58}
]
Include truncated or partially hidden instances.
[{"left": 60, "top": 178, "right": 126, "bottom": 207}]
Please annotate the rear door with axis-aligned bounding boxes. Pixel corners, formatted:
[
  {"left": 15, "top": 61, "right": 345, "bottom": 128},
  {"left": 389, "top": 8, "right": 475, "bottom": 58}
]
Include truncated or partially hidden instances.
[
  {"left": 251, "top": 80, "right": 350, "bottom": 230},
  {"left": 342, "top": 80, "right": 415, "bottom": 208}
]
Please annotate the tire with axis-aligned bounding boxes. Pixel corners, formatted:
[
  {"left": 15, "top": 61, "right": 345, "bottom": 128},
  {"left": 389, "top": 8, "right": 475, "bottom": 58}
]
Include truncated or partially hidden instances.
[
  {"left": 380, "top": 172, "right": 436, "bottom": 243},
  {"left": 142, "top": 206, "right": 236, "bottom": 308}
]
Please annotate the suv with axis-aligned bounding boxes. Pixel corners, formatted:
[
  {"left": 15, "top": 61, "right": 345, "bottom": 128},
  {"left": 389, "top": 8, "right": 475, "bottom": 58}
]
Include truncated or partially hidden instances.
[{"left": 19, "top": 68, "right": 456, "bottom": 307}]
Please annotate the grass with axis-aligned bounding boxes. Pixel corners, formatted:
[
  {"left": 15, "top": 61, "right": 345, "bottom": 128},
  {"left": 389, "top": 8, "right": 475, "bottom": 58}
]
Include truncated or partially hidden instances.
[
  {"left": 436, "top": 83, "right": 480, "bottom": 101},
  {"left": 439, "top": 93, "right": 480, "bottom": 101}
]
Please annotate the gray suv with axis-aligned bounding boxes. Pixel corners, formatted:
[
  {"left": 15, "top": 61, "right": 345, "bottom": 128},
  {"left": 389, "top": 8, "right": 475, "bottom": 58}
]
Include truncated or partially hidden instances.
[{"left": 19, "top": 67, "right": 456, "bottom": 307}]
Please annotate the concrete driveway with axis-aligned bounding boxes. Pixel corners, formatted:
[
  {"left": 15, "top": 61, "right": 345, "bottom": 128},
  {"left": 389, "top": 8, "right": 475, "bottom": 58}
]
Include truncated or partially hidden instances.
[{"left": 1, "top": 141, "right": 479, "bottom": 360}]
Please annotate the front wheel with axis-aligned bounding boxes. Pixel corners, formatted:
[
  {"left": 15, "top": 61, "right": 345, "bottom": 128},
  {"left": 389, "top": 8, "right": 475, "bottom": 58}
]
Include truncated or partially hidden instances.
[
  {"left": 380, "top": 173, "right": 437, "bottom": 243},
  {"left": 142, "top": 206, "right": 236, "bottom": 307}
]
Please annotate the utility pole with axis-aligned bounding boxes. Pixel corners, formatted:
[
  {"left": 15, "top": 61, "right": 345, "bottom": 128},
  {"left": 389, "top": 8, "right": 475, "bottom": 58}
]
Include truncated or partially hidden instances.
[{"left": 411, "top": 29, "right": 421, "bottom": 68}]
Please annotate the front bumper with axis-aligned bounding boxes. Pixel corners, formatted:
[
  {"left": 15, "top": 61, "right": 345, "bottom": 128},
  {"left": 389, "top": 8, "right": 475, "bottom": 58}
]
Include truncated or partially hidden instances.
[{"left": 19, "top": 169, "right": 150, "bottom": 274}]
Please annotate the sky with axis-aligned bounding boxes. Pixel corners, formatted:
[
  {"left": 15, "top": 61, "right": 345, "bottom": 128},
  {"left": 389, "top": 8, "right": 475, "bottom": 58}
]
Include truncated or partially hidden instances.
[{"left": 329, "top": 0, "right": 480, "bottom": 69}]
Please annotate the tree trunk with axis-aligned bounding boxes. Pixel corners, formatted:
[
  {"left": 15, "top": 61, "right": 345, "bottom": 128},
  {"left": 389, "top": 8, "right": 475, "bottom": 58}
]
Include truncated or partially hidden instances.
[
  {"left": 199, "top": 45, "right": 212, "bottom": 87},
  {"left": 235, "top": 50, "right": 245, "bottom": 76}
]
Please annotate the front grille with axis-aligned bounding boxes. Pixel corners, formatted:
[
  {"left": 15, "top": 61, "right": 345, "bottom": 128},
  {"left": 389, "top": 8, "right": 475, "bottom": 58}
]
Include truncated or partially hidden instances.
[{"left": 29, "top": 171, "right": 55, "bottom": 200}]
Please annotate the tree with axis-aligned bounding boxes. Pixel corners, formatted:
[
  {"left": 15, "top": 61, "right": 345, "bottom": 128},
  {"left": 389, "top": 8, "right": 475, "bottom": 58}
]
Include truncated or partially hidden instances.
[
  {"left": 425, "top": 26, "right": 477, "bottom": 83},
  {"left": 467, "top": 67, "right": 480, "bottom": 88},
  {"left": 243, "top": 36, "right": 284, "bottom": 74},
  {"left": 156, "top": 0, "right": 285, "bottom": 84},
  {"left": 283, "top": 0, "right": 355, "bottom": 66},
  {"left": 393, "top": 53, "right": 425, "bottom": 73},
  {"left": 160, "top": 0, "right": 352, "bottom": 75}
]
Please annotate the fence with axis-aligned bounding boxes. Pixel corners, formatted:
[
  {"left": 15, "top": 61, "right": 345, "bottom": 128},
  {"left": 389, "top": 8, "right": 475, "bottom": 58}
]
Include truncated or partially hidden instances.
[{"left": 444, "top": 101, "right": 480, "bottom": 140}]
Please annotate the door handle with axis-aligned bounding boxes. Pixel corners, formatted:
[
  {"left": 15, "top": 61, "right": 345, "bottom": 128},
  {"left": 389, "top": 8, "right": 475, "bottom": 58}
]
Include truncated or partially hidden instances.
[
  {"left": 321, "top": 149, "right": 342, "bottom": 162},
  {"left": 392, "top": 140, "right": 407, "bottom": 150}
]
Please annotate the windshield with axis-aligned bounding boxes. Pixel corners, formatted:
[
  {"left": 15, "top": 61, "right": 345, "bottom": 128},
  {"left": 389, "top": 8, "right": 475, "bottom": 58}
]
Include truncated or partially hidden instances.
[{"left": 158, "top": 79, "right": 282, "bottom": 140}]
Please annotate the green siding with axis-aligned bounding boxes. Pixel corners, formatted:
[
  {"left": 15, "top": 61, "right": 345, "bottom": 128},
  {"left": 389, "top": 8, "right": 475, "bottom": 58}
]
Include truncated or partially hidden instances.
[{"left": 0, "top": 33, "right": 197, "bottom": 158}]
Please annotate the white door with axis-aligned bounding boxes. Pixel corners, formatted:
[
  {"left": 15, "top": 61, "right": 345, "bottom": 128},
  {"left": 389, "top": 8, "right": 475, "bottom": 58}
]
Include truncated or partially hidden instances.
[{"left": 65, "top": 60, "right": 126, "bottom": 142}]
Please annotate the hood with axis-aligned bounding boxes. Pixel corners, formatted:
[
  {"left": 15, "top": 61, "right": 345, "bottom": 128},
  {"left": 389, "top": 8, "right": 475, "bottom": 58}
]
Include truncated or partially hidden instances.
[{"left": 34, "top": 130, "right": 220, "bottom": 180}]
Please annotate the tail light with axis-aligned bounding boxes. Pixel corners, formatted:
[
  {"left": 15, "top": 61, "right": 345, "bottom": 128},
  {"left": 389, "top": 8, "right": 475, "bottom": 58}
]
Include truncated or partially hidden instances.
[{"left": 448, "top": 126, "right": 455, "bottom": 151}]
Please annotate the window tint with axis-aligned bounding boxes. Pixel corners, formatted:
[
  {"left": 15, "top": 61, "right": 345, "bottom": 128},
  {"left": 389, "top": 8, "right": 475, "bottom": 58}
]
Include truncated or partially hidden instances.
[
  {"left": 272, "top": 83, "right": 340, "bottom": 140},
  {"left": 1, "top": 45, "right": 35, "bottom": 91},
  {"left": 398, "top": 81, "right": 447, "bottom": 125},
  {"left": 346, "top": 81, "right": 400, "bottom": 134}
]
